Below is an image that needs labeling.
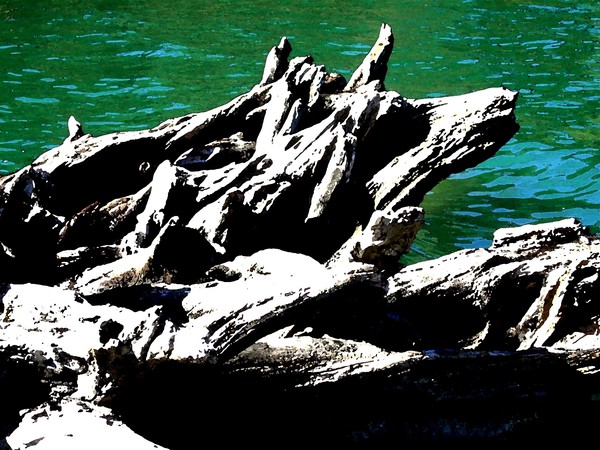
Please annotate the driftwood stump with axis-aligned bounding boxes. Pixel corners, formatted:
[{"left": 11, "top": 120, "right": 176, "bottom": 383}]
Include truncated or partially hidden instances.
[{"left": 0, "top": 24, "right": 598, "bottom": 449}]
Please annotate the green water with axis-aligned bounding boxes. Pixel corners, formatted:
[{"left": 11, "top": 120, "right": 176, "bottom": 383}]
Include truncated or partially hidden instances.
[{"left": 1, "top": 0, "right": 598, "bottom": 262}]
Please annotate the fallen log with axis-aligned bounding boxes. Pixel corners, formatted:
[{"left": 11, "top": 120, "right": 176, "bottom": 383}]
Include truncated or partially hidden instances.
[{"left": 1, "top": 23, "right": 598, "bottom": 449}]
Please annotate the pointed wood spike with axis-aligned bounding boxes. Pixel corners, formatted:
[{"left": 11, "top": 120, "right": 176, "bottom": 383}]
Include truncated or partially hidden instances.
[
  {"left": 343, "top": 23, "right": 394, "bottom": 93},
  {"left": 66, "top": 115, "right": 85, "bottom": 142},
  {"left": 260, "top": 36, "right": 293, "bottom": 85}
]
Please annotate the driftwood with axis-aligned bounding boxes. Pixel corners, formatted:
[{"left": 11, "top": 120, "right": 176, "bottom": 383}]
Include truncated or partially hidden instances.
[{"left": 1, "top": 24, "right": 598, "bottom": 449}]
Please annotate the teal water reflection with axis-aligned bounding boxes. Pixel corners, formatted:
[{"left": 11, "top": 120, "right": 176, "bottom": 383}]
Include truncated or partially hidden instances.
[{"left": 1, "top": 0, "right": 598, "bottom": 262}]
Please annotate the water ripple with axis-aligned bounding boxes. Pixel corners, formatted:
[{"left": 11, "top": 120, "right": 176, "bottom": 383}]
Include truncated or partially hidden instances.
[
  {"left": 117, "top": 43, "right": 189, "bottom": 58},
  {"left": 15, "top": 97, "right": 59, "bottom": 104}
]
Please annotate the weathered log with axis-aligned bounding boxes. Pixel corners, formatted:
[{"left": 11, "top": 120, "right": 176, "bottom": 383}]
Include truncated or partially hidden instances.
[
  {"left": 385, "top": 218, "right": 600, "bottom": 352},
  {"left": 368, "top": 87, "right": 519, "bottom": 210},
  {"left": 1, "top": 23, "right": 598, "bottom": 449}
]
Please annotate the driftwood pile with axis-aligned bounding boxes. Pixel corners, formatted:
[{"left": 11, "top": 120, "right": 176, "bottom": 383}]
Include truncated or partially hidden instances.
[{"left": 1, "top": 24, "right": 599, "bottom": 449}]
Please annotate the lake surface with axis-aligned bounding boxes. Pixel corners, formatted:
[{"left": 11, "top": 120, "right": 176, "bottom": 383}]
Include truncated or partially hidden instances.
[{"left": 1, "top": 0, "right": 598, "bottom": 263}]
